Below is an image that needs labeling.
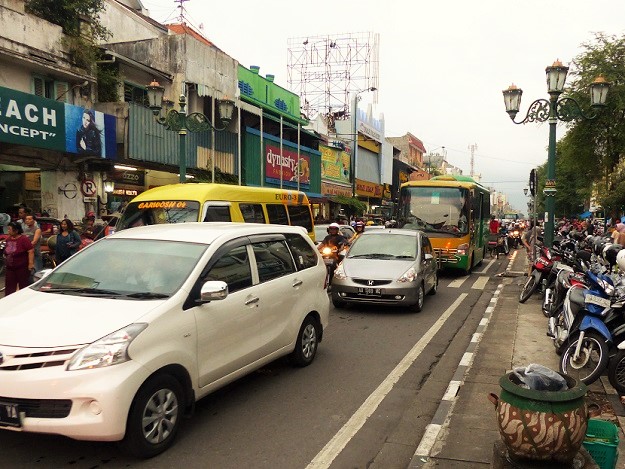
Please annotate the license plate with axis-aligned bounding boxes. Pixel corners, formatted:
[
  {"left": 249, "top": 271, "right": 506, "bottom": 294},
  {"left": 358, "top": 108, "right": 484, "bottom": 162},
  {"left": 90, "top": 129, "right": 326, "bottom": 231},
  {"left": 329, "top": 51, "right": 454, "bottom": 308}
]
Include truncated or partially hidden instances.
[
  {"left": 0, "top": 402, "right": 21, "bottom": 428},
  {"left": 323, "top": 258, "right": 335, "bottom": 266},
  {"left": 585, "top": 294, "right": 610, "bottom": 308},
  {"left": 358, "top": 287, "right": 381, "bottom": 296}
]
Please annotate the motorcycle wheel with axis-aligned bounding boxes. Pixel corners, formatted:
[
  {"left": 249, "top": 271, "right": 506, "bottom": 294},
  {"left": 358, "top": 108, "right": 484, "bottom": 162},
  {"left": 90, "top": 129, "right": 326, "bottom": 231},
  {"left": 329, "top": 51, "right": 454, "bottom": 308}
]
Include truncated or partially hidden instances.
[
  {"left": 559, "top": 331, "right": 609, "bottom": 385},
  {"left": 519, "top": 271, "right": 540, "bottom": 303},
  {"left": 608, "top": 350, "right": 625, "bottom": 395}
]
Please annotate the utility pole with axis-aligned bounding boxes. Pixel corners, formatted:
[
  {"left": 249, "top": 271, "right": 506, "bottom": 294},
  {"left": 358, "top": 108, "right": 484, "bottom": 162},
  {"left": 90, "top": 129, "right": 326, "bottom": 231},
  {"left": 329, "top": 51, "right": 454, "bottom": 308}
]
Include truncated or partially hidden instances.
[
  {"left": 468, "top": 143, "right": 478, "bottom": 178},
  {"left": 175, "top": 0, "right": 189, "bottom": 22}
]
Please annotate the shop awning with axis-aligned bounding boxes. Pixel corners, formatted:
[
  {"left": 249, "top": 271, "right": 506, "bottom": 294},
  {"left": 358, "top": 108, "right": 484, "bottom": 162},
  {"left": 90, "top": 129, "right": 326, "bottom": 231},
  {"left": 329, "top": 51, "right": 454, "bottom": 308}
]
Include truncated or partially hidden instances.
[{"left": 579, "top": 211, "right": 592, "bottom": 219}]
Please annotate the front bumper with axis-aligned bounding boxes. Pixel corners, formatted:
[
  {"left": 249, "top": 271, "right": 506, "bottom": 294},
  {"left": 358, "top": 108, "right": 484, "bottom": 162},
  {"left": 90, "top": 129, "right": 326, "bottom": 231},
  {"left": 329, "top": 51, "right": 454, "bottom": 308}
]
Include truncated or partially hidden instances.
[
  {"left": 331, "top": 279, "right": 419, "bottom": 305},
  {"left": 0, "top": 357, "right": 151, "bottom": 441}
]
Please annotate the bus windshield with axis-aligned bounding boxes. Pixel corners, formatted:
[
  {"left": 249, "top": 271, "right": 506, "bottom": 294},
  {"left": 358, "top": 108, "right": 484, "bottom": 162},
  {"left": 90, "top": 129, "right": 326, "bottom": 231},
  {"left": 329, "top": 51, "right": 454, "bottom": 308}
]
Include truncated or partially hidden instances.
[
  {"left": 398, "top": 186, "right": 469, "bottom": 236},
  {"left": 117, "top": 200, "right": 200, "bottom": 230}
]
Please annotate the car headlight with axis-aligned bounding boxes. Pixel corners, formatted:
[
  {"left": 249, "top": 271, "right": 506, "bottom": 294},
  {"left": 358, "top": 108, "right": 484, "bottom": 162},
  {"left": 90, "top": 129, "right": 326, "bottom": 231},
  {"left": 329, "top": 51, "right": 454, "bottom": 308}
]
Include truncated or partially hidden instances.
[
  {"left": 398, "top": 267, "right": 416, "bottom": 283},
  {"left": 334, "top": 263, "right": 346, "bottom": 280},
  {"left": 67, "top": 323, "right": 148, "bottom": 371}
]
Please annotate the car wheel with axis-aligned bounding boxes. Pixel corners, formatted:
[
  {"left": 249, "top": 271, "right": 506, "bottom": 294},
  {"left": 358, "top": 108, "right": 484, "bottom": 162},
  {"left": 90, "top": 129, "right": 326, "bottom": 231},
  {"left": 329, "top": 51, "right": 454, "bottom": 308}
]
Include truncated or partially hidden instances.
[
  {"left": 428, "top": 273, "right": 438, "bottom": 295},
  {"left": 289, "top": 315, "right": 320, "bottom": 367},
  {"left": 413, "top": 282, "right": 425, "bottom": 312},
  {"left": 120, "top": 374, "right": 184, "bottom": 458}
]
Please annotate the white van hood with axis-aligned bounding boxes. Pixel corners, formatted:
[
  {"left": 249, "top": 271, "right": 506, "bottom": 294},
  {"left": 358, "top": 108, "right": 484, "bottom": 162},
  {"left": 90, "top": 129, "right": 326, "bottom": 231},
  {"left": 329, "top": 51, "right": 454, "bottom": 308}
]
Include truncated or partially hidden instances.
[{"left": 0, "top": 289, "right": 166, "bottom": 347}]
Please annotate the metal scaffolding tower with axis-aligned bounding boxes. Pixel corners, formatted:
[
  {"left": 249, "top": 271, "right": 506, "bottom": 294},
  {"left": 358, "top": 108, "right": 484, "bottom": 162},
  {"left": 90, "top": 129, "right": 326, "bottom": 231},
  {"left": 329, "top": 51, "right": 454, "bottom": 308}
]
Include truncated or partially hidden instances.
[{"left": 287, "top": 32, "right": 379, "bottom": 121}]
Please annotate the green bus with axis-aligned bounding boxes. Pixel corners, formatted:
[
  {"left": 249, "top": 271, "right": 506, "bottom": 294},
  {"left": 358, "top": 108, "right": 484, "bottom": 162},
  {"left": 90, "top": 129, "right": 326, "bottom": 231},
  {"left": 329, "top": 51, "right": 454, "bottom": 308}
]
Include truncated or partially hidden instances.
[{"left": 397, "top": 175, "right": 491, "bottom": 273}]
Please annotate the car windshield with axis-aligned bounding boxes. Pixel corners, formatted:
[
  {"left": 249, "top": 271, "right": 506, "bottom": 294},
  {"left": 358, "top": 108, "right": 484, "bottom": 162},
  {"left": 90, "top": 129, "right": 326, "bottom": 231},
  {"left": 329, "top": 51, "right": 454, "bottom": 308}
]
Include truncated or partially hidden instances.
[
  {"left": 398, "top": 186, "right": 469, "bottom": 235},
  {"left": 348, "top": 234, "right": 417, "bottom": 260},
  {"left": 33, "top": 238, "right": 208, "bottom": 298},
  {"left": 117, "top": 200, "right": 201, "bottom": 230}
]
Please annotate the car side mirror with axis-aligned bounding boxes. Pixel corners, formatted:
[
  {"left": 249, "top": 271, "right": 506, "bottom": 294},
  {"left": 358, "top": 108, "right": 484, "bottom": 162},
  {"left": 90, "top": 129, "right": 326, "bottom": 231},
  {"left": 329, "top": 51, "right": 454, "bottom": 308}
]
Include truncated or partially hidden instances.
[
  {"left": 198, "top": 280, "right": 228, "bottom": 303},
  {"left": 424, "top": 253, "right": 434, "bottom": 261}
]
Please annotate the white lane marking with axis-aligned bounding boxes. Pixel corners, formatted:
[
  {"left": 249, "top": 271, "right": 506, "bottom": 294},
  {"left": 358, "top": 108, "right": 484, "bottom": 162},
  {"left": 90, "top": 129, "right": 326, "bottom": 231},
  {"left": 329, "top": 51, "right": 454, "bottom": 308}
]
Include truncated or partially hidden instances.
[
  {"left": 414, "top": 424, "right": 442, "bottom": 457},
  {"left": 447, "top": 277, "right": 469, "bottom": 288},
  {"left": 471, "top": 276, "right": 489, "bottom": 290},
  {"left": 475, "top": 258, "right": 495, "bottom": 273},
  {"left": 479, "top": 318, "right": 488, "bottom": 326},
  {"left": 471, "top": 333, "right": 481, "bottom": 343},
  {"left": 306, "top": 293, "right": 469, "bottom": 469},
  {"left": 442, "top": 381, "right": 461, "bottom": 401},
  {"left": 459, "top": 352, "right": 473, "bottom": 367}
]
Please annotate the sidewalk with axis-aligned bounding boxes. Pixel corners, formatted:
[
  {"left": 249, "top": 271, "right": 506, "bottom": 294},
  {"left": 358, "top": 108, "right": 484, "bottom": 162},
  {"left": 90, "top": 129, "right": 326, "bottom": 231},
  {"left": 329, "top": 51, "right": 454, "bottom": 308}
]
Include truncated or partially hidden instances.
[{"left": 414, "top": 248, "right": 625, "bottom": 468}]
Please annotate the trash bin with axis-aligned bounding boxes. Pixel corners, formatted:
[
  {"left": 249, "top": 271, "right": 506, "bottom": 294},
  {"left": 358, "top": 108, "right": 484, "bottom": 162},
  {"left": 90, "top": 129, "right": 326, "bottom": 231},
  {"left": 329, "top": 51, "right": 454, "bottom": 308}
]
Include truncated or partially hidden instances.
[
  {"left": 584, "top": 419, "right": 619, "bottom": 469},
  {"left": 488, "top": 370, "right": 588, "bottom": 464}
]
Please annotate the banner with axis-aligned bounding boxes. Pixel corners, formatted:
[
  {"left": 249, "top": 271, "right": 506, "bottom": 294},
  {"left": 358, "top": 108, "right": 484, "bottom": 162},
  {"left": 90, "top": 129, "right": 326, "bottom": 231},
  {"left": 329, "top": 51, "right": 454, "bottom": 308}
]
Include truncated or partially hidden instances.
[
  {"left": 265, "top": 144, "right": 310, "bottom": 190},
  {"left": 355, "top": 178, "right": 383, "bottom": 198},
  {"left": 0, "top": 85, "right": 116, "bottom": 158},
  {"left": 320, "top": 145, "right": 350, "bottom": 184}
]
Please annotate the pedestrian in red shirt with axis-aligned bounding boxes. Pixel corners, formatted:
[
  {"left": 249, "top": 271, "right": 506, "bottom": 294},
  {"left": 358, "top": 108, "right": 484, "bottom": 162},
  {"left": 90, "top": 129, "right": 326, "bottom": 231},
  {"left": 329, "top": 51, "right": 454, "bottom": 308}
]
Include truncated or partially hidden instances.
[
  {"left": 4, "top": 221, "right": 34, "bottom": 296},
  {"left": 489, "top": 215, "right": 500, "bottom": 234}
]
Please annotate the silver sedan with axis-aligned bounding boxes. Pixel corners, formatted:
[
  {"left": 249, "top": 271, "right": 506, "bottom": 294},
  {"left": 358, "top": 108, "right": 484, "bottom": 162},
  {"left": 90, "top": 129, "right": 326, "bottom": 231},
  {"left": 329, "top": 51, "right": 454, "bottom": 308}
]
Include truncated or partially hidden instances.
[{"left": 331, "top": 229, "right": 438, "bottom": 311}]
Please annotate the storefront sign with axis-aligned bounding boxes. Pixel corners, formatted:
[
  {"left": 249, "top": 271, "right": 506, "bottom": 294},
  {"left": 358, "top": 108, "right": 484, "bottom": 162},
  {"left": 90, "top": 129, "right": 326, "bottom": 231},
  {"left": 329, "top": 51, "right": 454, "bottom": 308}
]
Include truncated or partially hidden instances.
[
  {"left": 321, "top": 181, "right": 352, "bottom": 197},
  {"left": 355, "top": 178, "right": 383, "bottom": 198},
  {"left": 113, "top": 189, "right": 139, "bottom": 197},
  {"left": 0, "top": 85, "right": 116, "bottom": 158},
  {"left": 356, "top": 107, "right": 384, "bottom": 143},
  {"left": 320, "top": 145, "right": 350, "bottom": 184},
  {"left": 265, "top": 144, "right": 310, "bottom": 189},
  {"left": 410, "top": 169, "right": 430, "bottom": 181},
  {"left": 110, "top": 169, "right": 145, "bottom": 187}
]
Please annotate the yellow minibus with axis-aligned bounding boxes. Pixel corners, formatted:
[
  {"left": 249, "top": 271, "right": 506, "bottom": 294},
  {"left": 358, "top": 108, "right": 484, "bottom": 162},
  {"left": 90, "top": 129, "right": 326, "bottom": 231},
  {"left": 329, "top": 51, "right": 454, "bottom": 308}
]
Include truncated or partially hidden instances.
[{"left": 117, "top": 183, "right": 315, "bottom": 240}]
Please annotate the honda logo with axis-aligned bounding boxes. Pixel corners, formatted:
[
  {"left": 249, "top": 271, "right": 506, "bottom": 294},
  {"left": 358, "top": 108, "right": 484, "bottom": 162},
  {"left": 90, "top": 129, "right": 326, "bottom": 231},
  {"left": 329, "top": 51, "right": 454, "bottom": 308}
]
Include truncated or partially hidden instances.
[{"left": 367, "top": 280, "right": 375, "bottom": 286}]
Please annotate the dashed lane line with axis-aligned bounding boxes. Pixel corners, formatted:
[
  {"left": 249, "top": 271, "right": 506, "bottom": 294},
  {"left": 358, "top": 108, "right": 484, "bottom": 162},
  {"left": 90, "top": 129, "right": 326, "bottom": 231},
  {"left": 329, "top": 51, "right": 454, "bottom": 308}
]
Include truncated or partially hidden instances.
[{"left": 306, "top": 293, "right": 468, "bottom": 469}]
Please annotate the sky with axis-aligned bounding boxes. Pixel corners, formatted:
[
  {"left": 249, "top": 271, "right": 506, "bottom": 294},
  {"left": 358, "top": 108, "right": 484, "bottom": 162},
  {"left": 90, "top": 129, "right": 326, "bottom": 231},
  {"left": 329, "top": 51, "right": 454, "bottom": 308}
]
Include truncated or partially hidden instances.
[{"left": 140, "top": 0, "right": 625, "bottom": 212}]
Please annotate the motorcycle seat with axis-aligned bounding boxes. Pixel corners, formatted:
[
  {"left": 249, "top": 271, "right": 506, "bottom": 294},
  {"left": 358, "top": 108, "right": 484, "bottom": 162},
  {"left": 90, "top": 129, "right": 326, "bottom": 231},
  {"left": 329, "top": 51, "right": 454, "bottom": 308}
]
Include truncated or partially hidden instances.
[{"left": 569, "top": 287, "right": 586, "bottom": 316}]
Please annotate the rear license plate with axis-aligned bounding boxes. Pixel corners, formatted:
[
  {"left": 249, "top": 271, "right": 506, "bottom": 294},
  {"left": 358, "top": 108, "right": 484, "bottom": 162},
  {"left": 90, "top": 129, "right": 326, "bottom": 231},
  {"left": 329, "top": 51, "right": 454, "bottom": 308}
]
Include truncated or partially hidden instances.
[
  {"left": 323, "top": 258, "right": 335, "bottom": 266},
  {"left": 358, "top": 287, "right": 381, "bottom": 296},
  {"left": 585, "top": 294, "right": 610, "bottom": 308},
  {"left": 0, "top": 402, "right": 21, "bottom": 427}
]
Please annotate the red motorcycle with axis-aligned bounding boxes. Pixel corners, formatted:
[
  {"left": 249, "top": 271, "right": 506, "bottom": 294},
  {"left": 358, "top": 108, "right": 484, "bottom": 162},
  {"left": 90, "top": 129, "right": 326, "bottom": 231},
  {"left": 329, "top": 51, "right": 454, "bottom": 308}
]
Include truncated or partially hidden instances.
[{"left": 519, "top": 244, "right": 561, "bottom": 303}]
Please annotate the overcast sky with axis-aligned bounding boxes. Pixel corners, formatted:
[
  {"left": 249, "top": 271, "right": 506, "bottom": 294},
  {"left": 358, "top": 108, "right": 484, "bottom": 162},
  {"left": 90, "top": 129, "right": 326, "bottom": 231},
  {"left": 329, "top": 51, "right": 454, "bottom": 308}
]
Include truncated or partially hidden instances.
[{"left": 141, "top": 0, "right": 625, "bottom": 212}]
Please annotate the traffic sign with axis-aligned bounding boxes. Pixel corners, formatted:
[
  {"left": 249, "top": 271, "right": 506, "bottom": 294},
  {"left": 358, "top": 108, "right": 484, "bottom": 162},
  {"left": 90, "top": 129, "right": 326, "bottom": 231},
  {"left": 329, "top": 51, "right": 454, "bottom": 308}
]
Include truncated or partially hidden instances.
[{"left": 81, "top": 179, "right": 97, "bottom": 197}]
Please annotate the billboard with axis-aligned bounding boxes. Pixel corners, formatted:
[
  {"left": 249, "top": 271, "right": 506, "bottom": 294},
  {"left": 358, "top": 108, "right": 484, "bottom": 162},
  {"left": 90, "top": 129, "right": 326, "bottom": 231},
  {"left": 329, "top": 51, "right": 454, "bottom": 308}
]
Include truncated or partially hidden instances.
[
  {"left": 320, "top": 144, "right": 350, "bottom": 184},
  {"left": 265, "top": 144, "right": 310, "bottom": 190},
  {"left": 0, "top": 85, "right": 116, "bottom": 158}
]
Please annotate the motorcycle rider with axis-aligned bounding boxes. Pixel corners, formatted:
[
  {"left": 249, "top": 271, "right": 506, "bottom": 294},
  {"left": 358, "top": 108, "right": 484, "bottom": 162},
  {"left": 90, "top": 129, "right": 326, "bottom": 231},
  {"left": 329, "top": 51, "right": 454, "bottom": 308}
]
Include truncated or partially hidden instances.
[
  {"left": 318, "top": 223, "right": 348, "bottom": 252},
  {"left": 349, "top": 221, "right": 365, "bottom": 244}
]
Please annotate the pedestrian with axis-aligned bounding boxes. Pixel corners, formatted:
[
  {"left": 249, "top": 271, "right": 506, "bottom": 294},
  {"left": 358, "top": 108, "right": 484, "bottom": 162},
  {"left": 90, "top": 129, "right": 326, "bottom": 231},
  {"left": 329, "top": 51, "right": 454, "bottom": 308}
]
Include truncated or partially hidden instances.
[
  {"left": 22, "top": 209, "right": 42, "bottom": 272},
  {"left": 611, "top": 223, "right": 625, "bottom": 243},
  {"left": 55, "top": 219, "right": 81, "bottom": 264},
  {"left": 521, "top": 221, "right": 539, "bottom": 276},
  {"left": 3, "top": 221, "right": 34, "bottom": 296},
  {"left": 16, "top": 205, "right": 27, "bottom": 225}
]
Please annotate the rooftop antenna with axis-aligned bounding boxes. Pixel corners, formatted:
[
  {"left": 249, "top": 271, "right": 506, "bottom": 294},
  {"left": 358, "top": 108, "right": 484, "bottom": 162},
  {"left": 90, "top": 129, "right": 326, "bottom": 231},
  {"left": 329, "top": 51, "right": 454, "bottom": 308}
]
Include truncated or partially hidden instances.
[{"left": 174, "top": 0, "right": 189, "bottom": 23}]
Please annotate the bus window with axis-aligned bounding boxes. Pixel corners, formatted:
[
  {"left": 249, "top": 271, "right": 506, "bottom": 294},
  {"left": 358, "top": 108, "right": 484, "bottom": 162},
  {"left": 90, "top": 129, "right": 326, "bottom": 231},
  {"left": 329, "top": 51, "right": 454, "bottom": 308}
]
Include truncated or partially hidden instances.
[
  {"left": 287, "top": 205, "right": 313, "bottom": 233},
  {"left": 266, "top": 204, "right": 289, "bottom": 225},
  {"left": 240, "top": 204, "right": 266, "bottom": 223},
  {"left": 204, "top": 206, "right": 231, "bottom": 222}
]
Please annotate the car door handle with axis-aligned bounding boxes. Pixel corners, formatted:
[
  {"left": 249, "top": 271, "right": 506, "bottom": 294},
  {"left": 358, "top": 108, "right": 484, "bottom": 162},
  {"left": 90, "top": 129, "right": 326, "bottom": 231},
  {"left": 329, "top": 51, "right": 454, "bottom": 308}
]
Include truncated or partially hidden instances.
[
  {"left": 245, "top": 297, "right": 259, "bottom": 305},
  {"left": 292, "top": 279, "right": 303, "bottom": 287}
]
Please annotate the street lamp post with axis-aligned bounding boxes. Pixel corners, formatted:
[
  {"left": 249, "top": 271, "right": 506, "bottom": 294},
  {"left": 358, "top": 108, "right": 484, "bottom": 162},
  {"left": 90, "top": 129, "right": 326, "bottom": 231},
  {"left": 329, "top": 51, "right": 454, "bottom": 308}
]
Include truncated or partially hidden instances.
[
  {"left": 351, "top": 87, "right": 377, "bottom": 197},
  {"left": 146, "top": 80, "right": 236, "bottom": 183},
  {"left": 502, "top": 60, "right": 610, "bottom": 247}
]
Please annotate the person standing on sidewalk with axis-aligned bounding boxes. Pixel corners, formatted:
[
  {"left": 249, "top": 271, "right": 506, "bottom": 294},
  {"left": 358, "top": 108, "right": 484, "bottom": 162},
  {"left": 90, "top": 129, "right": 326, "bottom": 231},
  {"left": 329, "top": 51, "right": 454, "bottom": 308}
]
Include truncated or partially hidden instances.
[
  {"left": 522, "top": 221, "right": 539, "bottom": 276},
  {"left": 55, "top": 219, "right": 81, "bottom": 264},
  {"left": 22, "top": 209, "right": 42, "bottom": 272},
  {"left": 4, "top": 221, "right": 34, "bottom": 296}
]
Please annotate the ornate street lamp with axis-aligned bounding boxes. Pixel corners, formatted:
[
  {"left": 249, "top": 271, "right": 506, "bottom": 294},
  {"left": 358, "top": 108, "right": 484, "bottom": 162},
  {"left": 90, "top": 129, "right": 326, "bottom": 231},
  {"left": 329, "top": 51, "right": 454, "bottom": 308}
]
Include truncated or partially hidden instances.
[
  {"left": 146, "top": 80, "right": 236, "bottom": 182},
  {"left": 502, "top": 60, "right": 610, "bottom": 247}
]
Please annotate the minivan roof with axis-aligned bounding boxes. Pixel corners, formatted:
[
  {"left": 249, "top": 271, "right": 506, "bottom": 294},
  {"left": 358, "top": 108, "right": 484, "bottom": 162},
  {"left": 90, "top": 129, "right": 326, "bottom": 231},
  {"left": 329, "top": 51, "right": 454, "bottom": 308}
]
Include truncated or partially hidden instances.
[
  {"left": 109, "top": 222, "right": 308, "bottom": 244},
  {"left": 129, "top": 183, "right": 309, "bottom": 204}
]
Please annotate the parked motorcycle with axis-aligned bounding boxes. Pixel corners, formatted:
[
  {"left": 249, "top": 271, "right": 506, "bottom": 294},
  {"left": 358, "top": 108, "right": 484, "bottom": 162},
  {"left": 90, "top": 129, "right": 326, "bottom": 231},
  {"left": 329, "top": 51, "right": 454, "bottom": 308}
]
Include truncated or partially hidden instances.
[
  {"left": 558, "top": 270, "right": 621, "bottom": 385},
  {"left": 519, "top": 244, "right": 561, "bottom": 303}
]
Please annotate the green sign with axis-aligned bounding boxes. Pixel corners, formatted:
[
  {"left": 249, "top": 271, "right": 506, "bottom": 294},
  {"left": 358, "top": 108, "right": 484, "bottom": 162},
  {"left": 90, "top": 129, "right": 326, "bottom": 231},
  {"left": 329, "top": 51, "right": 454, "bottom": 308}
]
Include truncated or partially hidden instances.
[{"left": 0, "top": 86, "right": 66, "bottom": 151}]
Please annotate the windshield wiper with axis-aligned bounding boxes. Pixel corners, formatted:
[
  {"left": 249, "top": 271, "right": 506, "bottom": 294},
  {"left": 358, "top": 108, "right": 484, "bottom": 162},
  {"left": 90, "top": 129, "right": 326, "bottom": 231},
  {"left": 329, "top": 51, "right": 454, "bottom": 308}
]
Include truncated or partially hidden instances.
[
  {"left": 41, "top": 287, "right": 122, "bottom": 296},
  {"left": 349, "top": 253, "right": 393, "bottom": 259},
  {"left": 123, "top": 292, "right": 170, "bottom": 299},
  {"left": 394, "top": 255, "right": 415, "bottom": 259}
]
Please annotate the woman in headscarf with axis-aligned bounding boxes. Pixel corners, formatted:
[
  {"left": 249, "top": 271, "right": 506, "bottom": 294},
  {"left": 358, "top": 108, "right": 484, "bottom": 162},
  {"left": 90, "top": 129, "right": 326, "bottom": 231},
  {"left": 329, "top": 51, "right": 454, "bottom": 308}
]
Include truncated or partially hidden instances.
[{"left": 612, "top": 223, "right": 625, "bottom": 244}]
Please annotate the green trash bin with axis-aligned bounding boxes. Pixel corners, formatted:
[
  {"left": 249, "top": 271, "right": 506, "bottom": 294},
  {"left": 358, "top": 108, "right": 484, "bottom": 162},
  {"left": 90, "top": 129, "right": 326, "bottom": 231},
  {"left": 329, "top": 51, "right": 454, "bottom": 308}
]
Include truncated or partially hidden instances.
[{"left": 583, "top": 419, "right": 619, "bottom": 469}]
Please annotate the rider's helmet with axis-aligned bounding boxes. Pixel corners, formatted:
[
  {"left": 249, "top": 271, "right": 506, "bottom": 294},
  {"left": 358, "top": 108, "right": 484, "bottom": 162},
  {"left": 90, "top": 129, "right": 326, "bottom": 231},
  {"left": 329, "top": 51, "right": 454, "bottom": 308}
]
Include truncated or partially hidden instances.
[
  {"left": 617, "top": 249, "right": 625, "bottom": 272},
  {"left": 355, "top": 221, "right": 365, "bottom": 232},
  {"left": 604, "top": 244, "right": 622, "bottom": 267},
  {"left": 327, "top": 222, "right": 340, "bottom": 234}
]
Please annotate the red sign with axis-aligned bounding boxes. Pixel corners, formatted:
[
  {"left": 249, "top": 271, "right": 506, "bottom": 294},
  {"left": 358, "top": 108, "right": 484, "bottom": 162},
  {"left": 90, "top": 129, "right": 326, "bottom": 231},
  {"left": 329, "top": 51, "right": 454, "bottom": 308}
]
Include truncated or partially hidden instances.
[{"left": 265, "top": 144, "right": 310, "bottom": 188}]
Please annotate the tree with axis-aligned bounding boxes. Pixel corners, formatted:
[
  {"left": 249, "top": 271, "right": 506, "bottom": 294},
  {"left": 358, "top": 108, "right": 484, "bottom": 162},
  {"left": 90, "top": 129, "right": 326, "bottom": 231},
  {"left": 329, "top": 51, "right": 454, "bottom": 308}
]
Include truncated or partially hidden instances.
[{"left": 557, "top": 33, "right": 625, "bottom": 216}]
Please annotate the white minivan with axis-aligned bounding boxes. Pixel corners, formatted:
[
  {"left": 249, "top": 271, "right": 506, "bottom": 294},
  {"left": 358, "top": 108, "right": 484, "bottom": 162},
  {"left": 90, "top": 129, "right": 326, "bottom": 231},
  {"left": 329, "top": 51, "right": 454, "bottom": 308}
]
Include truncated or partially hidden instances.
[{"left": 0, "top": 223, "right": 329, "bottom": 457}]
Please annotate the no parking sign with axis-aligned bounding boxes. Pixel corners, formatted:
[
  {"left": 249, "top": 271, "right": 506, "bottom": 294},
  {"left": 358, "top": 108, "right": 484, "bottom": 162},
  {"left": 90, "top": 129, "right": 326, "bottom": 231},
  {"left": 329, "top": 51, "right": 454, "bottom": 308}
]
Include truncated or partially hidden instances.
[{"left": 81, "top": 179, "right": 97, "bottom": 197}]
